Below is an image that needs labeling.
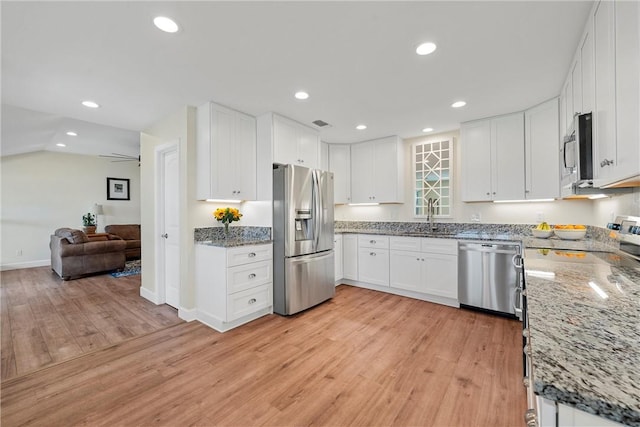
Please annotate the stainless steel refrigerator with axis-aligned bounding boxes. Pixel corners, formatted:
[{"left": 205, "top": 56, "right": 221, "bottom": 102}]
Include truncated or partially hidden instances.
[{"left": 273, "top": 164, "right": 335, "bottom": 315}]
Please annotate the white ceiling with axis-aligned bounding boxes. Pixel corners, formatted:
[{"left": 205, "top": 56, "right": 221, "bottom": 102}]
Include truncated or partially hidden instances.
[{"left": 1, "top": 1, "right": 593, "bottom": 157}]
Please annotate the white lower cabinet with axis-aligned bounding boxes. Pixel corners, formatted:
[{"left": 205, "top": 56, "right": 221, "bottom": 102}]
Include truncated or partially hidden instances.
[
  {"left": 537, "top": 397, "right": 624, "bottom": 427},
  {"left": 342, "top": 234, "right": 358, "bottom": 280},
  {"left": 389, "top": 237, "right": 458, "bottom": 300},
  {"left": 334, "top": 234, "right": 343, "bottom": 283},
  {"left": 195, "top": 243, "right": 273, "bottom": 332},
  {"left": 357, "top": 235, "right": 390, "bottom": 286}
]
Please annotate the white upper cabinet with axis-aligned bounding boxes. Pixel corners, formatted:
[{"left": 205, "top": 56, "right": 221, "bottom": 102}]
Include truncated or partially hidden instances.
[
  {"left": 593, "top": 0, "right": 617, "bottom": 183},
  {"left": 580, "top": 20, "right": 595, "bottom": 115},
  {"left": 461, "top": 112, "right": 525, "bottom": 201},
  {"left": 196, "top": 102, "right": 256, "bottom": 201},
  {"left": 350, "top": 136, "right": 404, "bottom": 204},
  {"left": 328, "top": 144, "right": 352, "bottom": 204},
  {"left": 525, "top": 99, "right": 560, "bottom": 199},
  {"left": 273, "top": 114, "right": 320, "bottom": 168}
]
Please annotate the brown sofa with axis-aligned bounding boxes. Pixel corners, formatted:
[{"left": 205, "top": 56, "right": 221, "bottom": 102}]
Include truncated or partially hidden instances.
[
  {"left": 50, "top": 228, "right": 126, "bottom": 280},
  {"left": 104, "top": 224, "right": 141, "bottom": 260}
]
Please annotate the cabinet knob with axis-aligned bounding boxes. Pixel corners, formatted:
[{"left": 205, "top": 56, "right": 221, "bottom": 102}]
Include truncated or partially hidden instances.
[
  {"left": 248, "top": 273, "right": 256, "bottom": 279},
  {"left": 248, "top": 252, "right": 256, "bottom": 257},
  {"left": 600, "top": 158, "right": 614, "bottom": 167},
  {"left": 232, "top": 190, "right": 237, "bottom": 194},
  {"left": 372, "top": 196, "right": 375, "bottom": 200},
  {"left": 486, "top": 192, "right": 490, "bottom": 196},
  {"left": 248, "top": 298, "right": 257, "bottom": 305},
  {"left": 492, "top": 192, "right": 496, "bottom": 195},
  {"left": 370, "top": 240, "right": 376, "bottom": 244},
  {"left": 370, "top": 252, "right": 376, "bottom": 256},
  {"left": 236, "top": 190, "right": 240, "bottom": 194},
  {"left": 525, "top": 190, "right": 530, "bottom": 193}
]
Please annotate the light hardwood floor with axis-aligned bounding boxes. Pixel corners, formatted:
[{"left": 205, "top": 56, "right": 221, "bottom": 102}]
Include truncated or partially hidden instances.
[
  {"left": 0, "top": 266, "right": 182, "bottom": 380},
  {"left": 1, "top": 274, "right": 527, "bottom": 427}
]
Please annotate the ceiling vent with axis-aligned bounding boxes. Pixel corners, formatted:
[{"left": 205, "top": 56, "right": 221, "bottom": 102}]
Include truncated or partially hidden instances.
[{"left": 312, "top": 119, "right": 331, "bottom": 128}]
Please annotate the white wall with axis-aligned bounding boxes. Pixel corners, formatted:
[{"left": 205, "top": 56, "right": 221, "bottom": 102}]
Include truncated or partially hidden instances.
[
  {"left": 335, "top": 130, "right": 598, "bottom": 226},
  {"left": 0, "top": 151, "right": 140, "bottom": 269}
]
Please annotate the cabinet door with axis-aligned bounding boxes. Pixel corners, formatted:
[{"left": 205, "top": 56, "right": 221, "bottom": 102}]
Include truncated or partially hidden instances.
[
  {"left": 342, "top": 234, "right": 358, "bottom": 280},
  {"left": 492, "top": 113, "right": 525, "bottom": 201},
  {"left": 390, "top": 250, "right": 424, "bottom": 292},
  {"left": 525, "top": 99, "right": 560, "bottom": 199},
  {"left": 423, "top": 253, "right": 457, "bottom": 299},
  {"left": 210, "top": 103, "right": 238, "bottom": 200},
  {"left": 334, "top": 235, "right": 343, "bottom": 282},
  {"left": 350, "top": 142, "right": 374, "bottom": 203},
  {"left": 593, "top": 0, "right": 617, "bottom": 181},
  {"left": 273, "top": 116, "right": 298, "bottom": 166},
  {"left": 571, "top": 58, "right": 581, "bottom": 117},
  {"left": 581, "top": 23, "right": 594, "bottom": 115},
  {"left": 612, "top": 0, "right": 640, "bottom": 183},
  {"left": 372, "top": 137, "right": 400, "bottom": 202},
  {"left": 358, "top": 248, "right": 389, "bottom": 286},
  {"left": 235, "top": 112, "right": 257, "bottom": 200},
  {"left": 329, "top": 144, "right": 352, "bottom": 204},
  {"left": 297, "top": 125, "right": 319, "bottom": 168},
  {"left": 461, "top": 120, "right": 492, "bottom": 201}
]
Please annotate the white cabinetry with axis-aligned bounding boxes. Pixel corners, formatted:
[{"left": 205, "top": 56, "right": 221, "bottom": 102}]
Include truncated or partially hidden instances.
[
  {"left": 328, "top": 144, "right": 352, "bottom": 204},
  {"left": 196, "top": 102, "right": 256, "bottom": 200},
  {"left": 334, "top": 234, "right": 343, "bottom": 283},
  {"left": 357, "top": 235, "right": 389, "bottom": 286},
  {"left": 593, "top": 0, "right": 617, "bottom": 183},
  {"left": 557, "top": 403, "right": 623, "bottom": 427},
  {"left": 342, "top": 234, "right": 358, "bottom": 280},
  {"left": 273, "top": 114, "right": 320, "bottom": 168},
  {"left": 389, "top": 237, "right": 457, "bottom": 300},
  {"left": 195, "top": 243, "right": 273, "bottom": 332},
  {"left": 525, "top": 99, "right": 560, "bottom": 199},
  {"left": 350, "top": 136, "right": 404, "bottom": 203},
  {"left": 461, "top": 113, "right": 525, "bottom": 201}
]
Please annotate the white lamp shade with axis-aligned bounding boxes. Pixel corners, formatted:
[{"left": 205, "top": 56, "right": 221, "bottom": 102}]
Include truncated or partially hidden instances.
[{"left": 93, "top": 204, "right": 104, "bottom": 215}]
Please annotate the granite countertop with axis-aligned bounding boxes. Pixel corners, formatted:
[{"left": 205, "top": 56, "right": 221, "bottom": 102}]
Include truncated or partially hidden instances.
[
  {"left": 524, "top": 248, "right": 640, "bottom": 426},
  {"left": 197, "top": 238, "right": 272, "bottom": 248}
]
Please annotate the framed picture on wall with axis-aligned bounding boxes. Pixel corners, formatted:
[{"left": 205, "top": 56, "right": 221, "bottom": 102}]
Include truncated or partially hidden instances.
[{"left": 107, "top": 177, "right": 130, "bottom": 200}]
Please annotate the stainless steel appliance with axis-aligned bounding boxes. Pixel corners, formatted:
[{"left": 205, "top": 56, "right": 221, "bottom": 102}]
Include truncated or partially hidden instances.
[
  {"left": 273, "top": 164, "right": 335, "bottom": 315},
  {"left": 607, "top": 215, "right": 640, "bottom": 261},
  {"left": 560, "top": 112, "right": 594, "bottom": 198},
  {"left": 458, "top": 241, "right": 522, "bottom": 318}
]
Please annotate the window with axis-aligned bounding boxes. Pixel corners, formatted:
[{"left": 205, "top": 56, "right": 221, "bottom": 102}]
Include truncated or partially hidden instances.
[{"left": 414, "top": 139, "right": 452, "bottom": 217}]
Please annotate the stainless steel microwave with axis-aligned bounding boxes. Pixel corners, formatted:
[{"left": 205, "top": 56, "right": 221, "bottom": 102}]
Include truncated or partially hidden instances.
[{"left": 560, "top": 112, "right": 593, "bottom": 197}]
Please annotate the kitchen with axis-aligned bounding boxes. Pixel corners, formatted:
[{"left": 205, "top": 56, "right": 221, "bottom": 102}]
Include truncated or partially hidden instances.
[{"left": 1, "top": 1, "right": 639, "bottom": 426}]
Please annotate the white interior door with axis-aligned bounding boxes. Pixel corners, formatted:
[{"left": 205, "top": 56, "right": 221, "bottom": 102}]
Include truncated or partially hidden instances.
[{"left": 159, "top": 144, "right": 180, "bottom": 308}]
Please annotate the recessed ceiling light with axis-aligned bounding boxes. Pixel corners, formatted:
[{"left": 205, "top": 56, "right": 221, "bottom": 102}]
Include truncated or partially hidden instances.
[
  {"left": 153, "top": 16, "right": 179, "bottom": 33},
  {"left": 56, "top": 143, "right": 66, "bottom": 147},
  {"left": 416, "top": 42, "right": 437, "bottom": 56},
  {"left": 422, "top": 127, "right": 434, "bottom": 133},
  {"left": 82, "top": 100, "right": 100, "bottom": 108},
  {"left": 66, "top": 131, "right": 77, "bottom": 136},
  {"left": 451, "top": 101, "right": 467, "bottom": 108},
  {"left": 294, "top": 91, "right": 309, "bottom": 100},
  {"left": 356, "top": 124, "right": 367, "bottom": 130}
]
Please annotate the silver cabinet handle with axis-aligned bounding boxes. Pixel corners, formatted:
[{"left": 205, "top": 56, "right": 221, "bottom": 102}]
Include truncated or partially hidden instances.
[
  {"left": 600, "top": 158, "right": 614, "bottom": 167},
  {"left": 248, "top": 298, "right": 257, "bottom": 304},
  {"left": 248, "top": 273, "right": 256, "bottom": 279},
  {"left": 370, "top": 240, "right": 376, "bottom": 244},
  {"left": 161, "top": 233, "right": 168, "bottom": 238},
  {"left": 248, "top": 252, "right": 256, "bottom": 257},
  {"left": 370, "top": 252, "right": 376, "bottom": 256}
]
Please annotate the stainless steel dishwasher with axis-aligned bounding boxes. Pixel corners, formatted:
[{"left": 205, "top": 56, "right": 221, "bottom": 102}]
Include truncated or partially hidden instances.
[{"left": 458, "top": 241, "right": 522, "bottom": 318}]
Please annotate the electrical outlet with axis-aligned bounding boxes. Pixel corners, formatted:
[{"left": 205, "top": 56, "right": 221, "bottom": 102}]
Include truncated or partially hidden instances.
[
  {"left": 471, "top": 212, "right": 481, "bottom": 222},
  {"left": 16, "top": 249, "right": 22, "bottom": 256},
  {"left": 536, "top": 212, "right": 545, "bottom": 222}
]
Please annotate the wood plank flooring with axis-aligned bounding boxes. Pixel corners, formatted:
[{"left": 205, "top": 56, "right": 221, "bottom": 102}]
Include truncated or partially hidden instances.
[
  {"left": 0, "top": 266, "right": 182, "bottom": 380},
  {"left": 2, "top": 281, "right": 527, "bottom": 426}
]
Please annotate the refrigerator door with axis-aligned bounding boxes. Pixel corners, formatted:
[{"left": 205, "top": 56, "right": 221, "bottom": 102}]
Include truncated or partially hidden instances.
[
  {"left": 313, "top": 169, "right": 334, "bottom": 253},
  {"left": 274, "top": 250, "right": 335, "bottom": 315}
]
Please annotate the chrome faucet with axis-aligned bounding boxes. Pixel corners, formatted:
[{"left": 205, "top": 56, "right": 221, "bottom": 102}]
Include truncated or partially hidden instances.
[{"left": 427, "top": 198, "right": 437, "bottom": 231}]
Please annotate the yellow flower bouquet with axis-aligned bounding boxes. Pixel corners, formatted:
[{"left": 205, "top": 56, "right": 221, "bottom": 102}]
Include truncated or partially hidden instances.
[{"left": 213, "top": 207, "right": 242, "bottom": 234}]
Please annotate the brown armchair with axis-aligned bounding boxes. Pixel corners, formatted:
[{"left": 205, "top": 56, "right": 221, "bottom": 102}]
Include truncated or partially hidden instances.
[
  {"left": 50, "top": 228, "right": 126, "bottom": 280},
  {"left": 104, "top": 224, "right": 141, "bottom": 260}
]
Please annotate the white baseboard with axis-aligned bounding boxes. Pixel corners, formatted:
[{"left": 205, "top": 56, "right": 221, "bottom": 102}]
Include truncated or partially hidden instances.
[
  {"left": 196, "top": 307, "right": 272, "bottom": 333},
  {"left": 139, "top": 286, "right": 161, "bottom": 304},
  {"left": 1, "top": 259, "right": 50, "bottom": 271},
  {"left": 178, "top": 307, "right": 197, "bottom": 322}
]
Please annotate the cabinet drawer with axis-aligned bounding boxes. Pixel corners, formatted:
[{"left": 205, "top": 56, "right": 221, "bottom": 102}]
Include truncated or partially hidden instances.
[
  {"left": 227, "top": 260, "right": 272, "bottom": 294},
  {"left": 390, "top": 236, "right": 421, "bottom": 251},
  {"left": 421, "top": 238, "right": 457, "bottom": 255},
  {"left": 358, "top": 234, "right": 389, "bottom": 249},
  {"left": 227, "top": 284, "right": 272, "bottom": 322},
  {"left": 226, "top": 244, "right": 273, "bottom": 267}
]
